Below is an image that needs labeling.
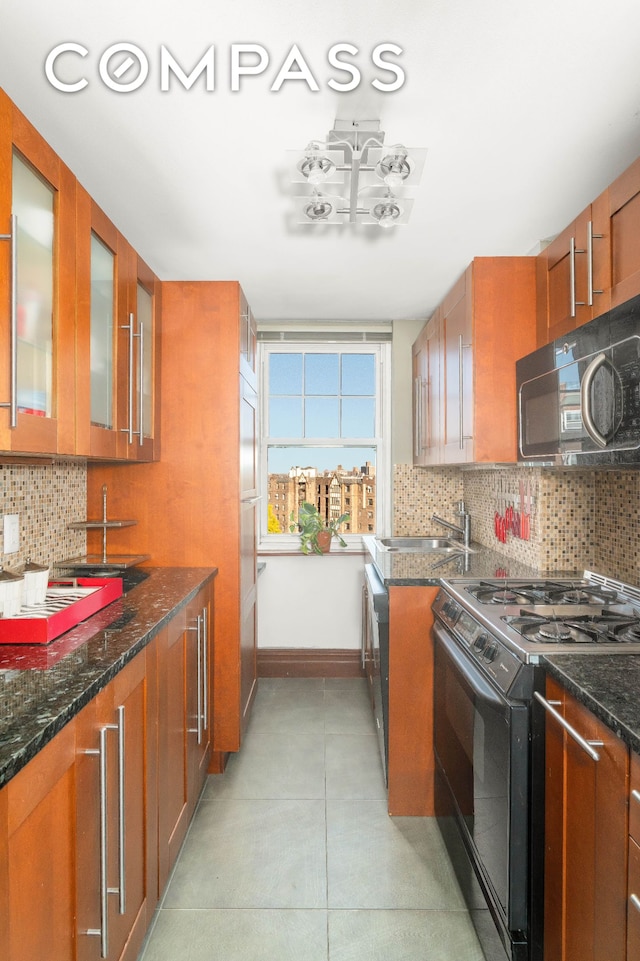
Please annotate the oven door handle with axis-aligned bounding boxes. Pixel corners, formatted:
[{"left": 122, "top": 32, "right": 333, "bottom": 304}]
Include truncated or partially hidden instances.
[{"left": 433, "top": 622, "right": 508, "bottom": 712}]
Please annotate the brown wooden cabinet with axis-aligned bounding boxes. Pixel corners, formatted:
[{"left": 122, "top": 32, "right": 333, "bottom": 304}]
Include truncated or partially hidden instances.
[
  {"left": 387, "top": 585, "right": 438, "bottom": 816},
  {"left": 628, "top": 752, "right": 640, "bottom": 961},
  {"left": 114, "top": 245, "right": 160, "bottom": 462},
  {"left": 76, "top": 188, "right": 161, "bottom": 462},
  {"left": 540, "top": 676, "right": 629, "bottom": 961},
  {"left": 86, "top": 281, "right": 258, "bottom": 764},
  {"left": 536, "top": 155, "right": 640, "bottom": 345},
  {"left": 157, "top": 582, "right": 212, "bottom": 896},
  {"left": 602, "top": 157, "right": 640, "bottom": 310},
  {"left": 75, "top": 646, "right": 152, "bottom": 961},
  {"left": 0, "top": 89, "right": 76, "bottom": 455},
  {"left": 411, "top": 258, "right": 537, "bottom": 465},
  {"left": 411, "top": 309, "right": 441, "bottom": 465},
  {"left": 0, "top": 721, "right": 77, "bottom": 961}
]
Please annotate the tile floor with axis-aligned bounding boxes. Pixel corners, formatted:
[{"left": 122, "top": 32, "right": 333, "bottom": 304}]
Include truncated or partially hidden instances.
[{"left": 138, "top": 677, "right": 498, "bottom": 961}]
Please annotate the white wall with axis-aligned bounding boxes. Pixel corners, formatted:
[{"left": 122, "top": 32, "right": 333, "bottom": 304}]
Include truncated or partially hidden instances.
[{"left": 257, "top": 553, "right": 365, "bottom": 650}]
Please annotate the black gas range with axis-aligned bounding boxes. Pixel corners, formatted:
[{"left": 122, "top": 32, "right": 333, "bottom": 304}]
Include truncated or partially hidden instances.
[
  {"left": 431, "top": 569, "right": 640, "bottom": 961},
  {"left": 436, "top": 569, "right": 640, "bottom": 670}
]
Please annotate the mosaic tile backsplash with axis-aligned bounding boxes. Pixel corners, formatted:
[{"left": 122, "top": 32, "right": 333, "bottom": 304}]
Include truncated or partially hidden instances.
[
  {"left": 0, "top": 460, "right": 87, "bottom": 570},
  {"left": 394, "top": 464, "right": 640, "bottom": 583}
]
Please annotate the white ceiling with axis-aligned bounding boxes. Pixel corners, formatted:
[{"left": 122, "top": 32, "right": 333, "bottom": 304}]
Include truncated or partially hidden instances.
[{"left": 2, "top": 0, "right": 640, "bottom": 324}]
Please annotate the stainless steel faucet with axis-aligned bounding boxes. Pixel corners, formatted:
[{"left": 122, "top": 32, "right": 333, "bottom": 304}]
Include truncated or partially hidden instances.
[{"left": 432, "top": 500, "right": 471, "bottom": 549}]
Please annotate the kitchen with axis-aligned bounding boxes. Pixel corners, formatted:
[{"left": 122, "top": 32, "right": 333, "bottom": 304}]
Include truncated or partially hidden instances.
[{"left": 1, "top": 2, "right": 640, "bottom": 961}]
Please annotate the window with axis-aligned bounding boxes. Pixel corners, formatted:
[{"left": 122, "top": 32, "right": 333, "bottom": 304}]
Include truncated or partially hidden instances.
[{"left": 259, "top": 339, "right": 391, "bottom": 548}]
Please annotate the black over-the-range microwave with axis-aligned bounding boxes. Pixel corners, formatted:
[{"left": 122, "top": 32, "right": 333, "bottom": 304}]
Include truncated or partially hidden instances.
[{"left": 517, "top": 292, "right": 640, "bottom": 466}]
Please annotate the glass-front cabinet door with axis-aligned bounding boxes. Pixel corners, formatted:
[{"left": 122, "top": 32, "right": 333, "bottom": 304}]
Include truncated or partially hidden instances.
[
  {"left": 75, "top": 185, "right": 122, "bottom": 458},
  {"left": 116, "top": 244, "right": 159, "bottom": 462},
  {"left": 0, "top": 90, "right": 76, "bottom": 453},
  {"left": 76, "top": 188, "right": 159, "bottom": 461}
]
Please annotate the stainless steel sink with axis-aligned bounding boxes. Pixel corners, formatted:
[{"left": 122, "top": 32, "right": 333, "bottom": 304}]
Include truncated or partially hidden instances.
[{"left": 375, "top": 536, "right": 474, "bottom": 554}]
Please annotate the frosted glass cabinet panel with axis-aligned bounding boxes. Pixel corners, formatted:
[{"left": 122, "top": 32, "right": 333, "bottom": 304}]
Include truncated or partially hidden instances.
[
  {"left": 90, "top": 232, "right": 115, "bottom": 429},
  {"left": 12, "top": 151, "right": 54, "bottom": 417}
]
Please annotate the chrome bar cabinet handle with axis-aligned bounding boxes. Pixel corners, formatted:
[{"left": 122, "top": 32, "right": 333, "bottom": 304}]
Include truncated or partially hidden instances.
[
  {"left": 570, "top": 236, "right": 587, "bottom": 315},
  {"left": 631, "top": 893, "right": 640, "bottom": 914},
  {"left": 0, "top": 214, "right": 18, "bottom": 428},
  {"left": 458, "top": 334, "right": 472, "bottom": 450},
  {"left": 115, "top": 705, "right": 126, "bottom": 915},
  {"left": 136, "top": 317, "right": 144, "bottom": 442},
  {"left": 120, "top": 312, "right": 135, "bottom": 443},
  {"left": 187, "top": 616, "right": 203, "bottom": 744},
  {"left": 413, "top": 376, "right": 420, "bottom": 458},
  {"left": 201, "top": 605, "right": 209, "bottom": 732},
  {"left": 586, "top": 221, "right": 604, "bottom": 306},
  {"left": 534, "top": 692, "right": 602, "bottom": 761}
]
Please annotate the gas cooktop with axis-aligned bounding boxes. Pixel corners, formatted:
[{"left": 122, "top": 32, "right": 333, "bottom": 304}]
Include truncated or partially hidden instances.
[{"left": 438, "top": 570, "right": 640, "bottom": 661}]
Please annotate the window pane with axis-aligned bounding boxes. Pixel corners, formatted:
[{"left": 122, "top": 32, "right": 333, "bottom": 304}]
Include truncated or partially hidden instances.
[
  {"left": 270, "top": 397, "right": 302, "bottom": 437},
  {"left": 90, "top": 233, "right": 114, "bottom": 429},
  {"left": 341, "top": 354, "right": 375, "bottom": 395},
  {"left": 342, "top": 397, "right": 375, "bottom": 437},
  {"left": 305, "top": 397, "right": 339, "bottom": 437},
  {"left": 305, "top": 353, "right": 338, "bottom": 395},
  {"left": 266, "top": 448, "right": 376, "bottom": 535},
  {"left": 270, "top": 353, "right": 302, "bottom": 394}
]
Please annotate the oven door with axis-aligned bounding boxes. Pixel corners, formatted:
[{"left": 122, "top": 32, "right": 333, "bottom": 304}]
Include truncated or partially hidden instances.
[{"left": 433, "top": 622, "right": 529, "bottom": 938}]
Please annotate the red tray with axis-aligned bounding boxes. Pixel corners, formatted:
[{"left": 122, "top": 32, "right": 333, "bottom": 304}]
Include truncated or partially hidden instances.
[{"left": 0, "top": 577, "right": 123, "bottom": 645}]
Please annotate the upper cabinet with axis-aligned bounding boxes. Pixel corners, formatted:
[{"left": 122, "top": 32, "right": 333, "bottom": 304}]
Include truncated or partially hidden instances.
[
  {"left": 115, "top": 244, "right": 160, "bottom": 462},
  {"left": 412, "top": 258, "right": 537, "bottom": 466},
  {"left": 76, "top": 189, "right": 160, "bottom": 462},
  {"left": 0, "top": 89, "right": 76, "bottom": 455},
  {"left": 239, "top": 287, "right": 257, "bottom": 390},
  {"left": 411, "top": 307, "right": 441, "bottom": 466},
  {"left": 0, "top": 87, "right": 160, "bottom": 462},
  {"left": 537, "top": 155, "right": 640, "bottom": 344}
]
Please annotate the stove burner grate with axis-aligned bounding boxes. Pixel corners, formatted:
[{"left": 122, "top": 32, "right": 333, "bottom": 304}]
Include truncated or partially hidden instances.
[{"left": 537, "top": 622, "right": 573, "bottom": 641}]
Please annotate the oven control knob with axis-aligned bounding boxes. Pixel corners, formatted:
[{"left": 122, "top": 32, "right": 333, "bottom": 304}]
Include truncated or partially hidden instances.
[
  {"left": 472, "top": 634, "right": 488, "bottom": 653},
  {"left": 444, "top": 601, "right": 458, "bottom": 619},
  {"left": 483, "top": 642, "right": 499, "bottom": 663}
]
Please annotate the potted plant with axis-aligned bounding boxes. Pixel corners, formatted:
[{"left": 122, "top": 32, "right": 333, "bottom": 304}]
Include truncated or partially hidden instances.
[{"left": 289, "top": 501, "right": 350, "bottom": 554}]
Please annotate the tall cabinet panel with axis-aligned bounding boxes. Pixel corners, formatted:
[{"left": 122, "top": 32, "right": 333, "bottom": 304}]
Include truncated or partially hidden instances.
[
  {"left": 86, "top": 282, "right": 257, "bottom": 765},
  {"left": 0, "top": 90, "right": 76, "bottom": 454}
]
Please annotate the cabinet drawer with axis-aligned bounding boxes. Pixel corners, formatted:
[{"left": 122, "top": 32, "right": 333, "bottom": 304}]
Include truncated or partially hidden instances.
[{"left": 631, "top": 753, "right": 640, "bottom": 844}]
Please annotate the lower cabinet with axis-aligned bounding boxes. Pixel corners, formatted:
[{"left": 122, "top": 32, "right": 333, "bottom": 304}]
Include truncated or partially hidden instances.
[
  {"left": 157, "top": 583, "right": 212, "bottom": 896},
  {"left": 628, "top": 753, "right": 640, "bottom": 960},
  {"left": 0, "top": 578, "right": 213, "bottom": 961},
  {"left": 386, "top": 585, "right": 438, "bottom": 816},
  {"left": 0, "top": 722, "right": 77, "bottom": 961},
  {"left": 540, "top": 676, "right": 629, "bottom": 961},
  {"left": 76, "top": 647, "right": 151, "bottom": 961}
]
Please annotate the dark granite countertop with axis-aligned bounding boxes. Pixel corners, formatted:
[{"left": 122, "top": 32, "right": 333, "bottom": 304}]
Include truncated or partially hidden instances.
[
  {"left": 362, "top": 535, "right": 539, "bottom": 586},
  {"left": 0, "top": 567, "right": 216, "bottom": 790},
  {"left": 543, "top": 654, "right": 640, "bottom": 756}
]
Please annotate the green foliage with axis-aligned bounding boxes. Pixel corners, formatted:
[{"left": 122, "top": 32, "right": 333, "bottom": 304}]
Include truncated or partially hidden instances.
[{"left": 289, "top": 501, "right": 350, "bottom": 555}]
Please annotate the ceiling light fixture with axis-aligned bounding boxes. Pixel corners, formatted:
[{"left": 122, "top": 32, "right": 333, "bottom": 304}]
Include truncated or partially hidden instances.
[
  {"left": 290, "top": 120, "right": 425, "bottom": 228},
  {"left": 372, "top": 198, "right": 403, "bottom": 229}
]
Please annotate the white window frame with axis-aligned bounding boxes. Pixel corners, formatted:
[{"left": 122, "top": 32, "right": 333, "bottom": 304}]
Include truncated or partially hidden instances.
[{"left": 258, "top": 339, "right": 392, "bottom": 551}]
